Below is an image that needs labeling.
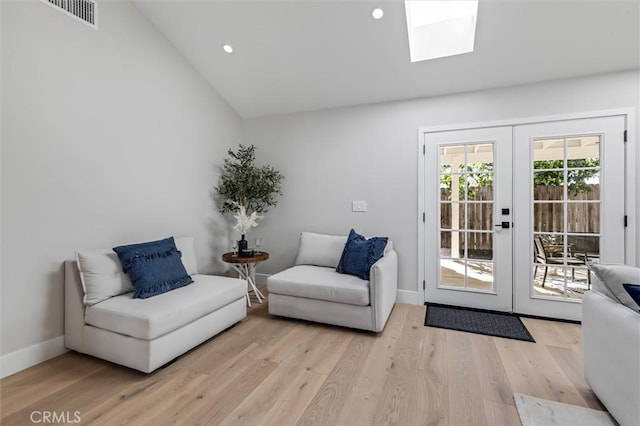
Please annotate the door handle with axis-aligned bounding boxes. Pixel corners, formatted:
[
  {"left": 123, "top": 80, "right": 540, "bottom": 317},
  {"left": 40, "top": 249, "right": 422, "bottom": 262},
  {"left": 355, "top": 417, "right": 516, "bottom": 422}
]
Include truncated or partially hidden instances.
[{"left": 495, "top": 221, "right": 511, "bottom": 229}]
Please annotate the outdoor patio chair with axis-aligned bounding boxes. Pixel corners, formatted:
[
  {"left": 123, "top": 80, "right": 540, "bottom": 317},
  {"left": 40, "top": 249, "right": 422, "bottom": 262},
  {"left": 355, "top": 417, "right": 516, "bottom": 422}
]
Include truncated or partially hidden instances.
[{"left": 534, "top": 236, "right": 585, "bottom": 287}]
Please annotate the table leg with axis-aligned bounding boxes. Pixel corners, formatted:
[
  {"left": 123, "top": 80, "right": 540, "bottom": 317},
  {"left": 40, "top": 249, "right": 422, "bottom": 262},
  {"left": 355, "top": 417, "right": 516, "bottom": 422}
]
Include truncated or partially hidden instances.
[
  {"left": 247, "top": 263, "right": 265, "bottom": 301},
  {"left": 229, "top": 262, "right": 264, "bottom": 306},
  {"left": 229, "top": 263, "right": 252, "bottom": 307}
]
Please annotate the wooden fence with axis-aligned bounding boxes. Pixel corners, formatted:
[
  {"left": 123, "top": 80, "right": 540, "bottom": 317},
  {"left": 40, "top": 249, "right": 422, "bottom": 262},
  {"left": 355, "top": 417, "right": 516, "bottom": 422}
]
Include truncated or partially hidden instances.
[{"left": 441, "top": 185, "right": 599, "bottom": 256}]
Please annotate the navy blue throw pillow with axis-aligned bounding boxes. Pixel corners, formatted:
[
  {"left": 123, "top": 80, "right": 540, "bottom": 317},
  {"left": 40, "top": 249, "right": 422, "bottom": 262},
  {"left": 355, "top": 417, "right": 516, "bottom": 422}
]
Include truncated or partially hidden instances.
[
  {"left": 113, "top": 237, "right": 193, "bottom": 299},
  {"left": 336, "top": 229, "right": 388, "bottom": 280},
  {"left": 623, "top": 284, "right": 640, "bottom": 309}
]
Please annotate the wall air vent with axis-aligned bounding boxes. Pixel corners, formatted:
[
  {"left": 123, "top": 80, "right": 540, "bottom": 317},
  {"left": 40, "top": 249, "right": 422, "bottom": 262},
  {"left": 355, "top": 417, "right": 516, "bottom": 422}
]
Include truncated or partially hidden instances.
[{"left": 41, "top": 0, "right": 98, "bottom": 29}]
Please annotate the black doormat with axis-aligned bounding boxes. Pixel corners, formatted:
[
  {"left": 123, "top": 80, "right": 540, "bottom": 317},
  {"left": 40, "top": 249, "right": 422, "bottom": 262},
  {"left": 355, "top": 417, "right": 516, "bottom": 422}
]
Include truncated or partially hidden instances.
[{"left": 425, "top": 303, "right": 535, "bottom": 342}]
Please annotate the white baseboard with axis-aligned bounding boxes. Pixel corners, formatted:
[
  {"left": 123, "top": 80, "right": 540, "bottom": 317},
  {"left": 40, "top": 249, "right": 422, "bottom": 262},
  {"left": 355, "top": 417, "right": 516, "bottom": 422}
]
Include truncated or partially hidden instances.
[
  {"left": 1, "top": 335, "right": 67, "bottom": 379},
  {"left": 396, "top": 289, "right": 420, "bottom": 305}
]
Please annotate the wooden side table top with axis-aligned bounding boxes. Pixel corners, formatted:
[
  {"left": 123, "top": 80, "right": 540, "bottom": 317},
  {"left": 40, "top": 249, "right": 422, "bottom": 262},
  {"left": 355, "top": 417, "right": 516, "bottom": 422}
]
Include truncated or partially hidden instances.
[{"left": 222, "top": 251, "right": 269, "bottom": 264}]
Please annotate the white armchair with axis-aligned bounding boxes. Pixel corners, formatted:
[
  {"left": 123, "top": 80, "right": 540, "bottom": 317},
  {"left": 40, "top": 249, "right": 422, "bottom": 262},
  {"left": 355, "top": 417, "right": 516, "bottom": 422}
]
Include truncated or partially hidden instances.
[{"left": 267, "top": 232, "right": 398, "bottom": 332}]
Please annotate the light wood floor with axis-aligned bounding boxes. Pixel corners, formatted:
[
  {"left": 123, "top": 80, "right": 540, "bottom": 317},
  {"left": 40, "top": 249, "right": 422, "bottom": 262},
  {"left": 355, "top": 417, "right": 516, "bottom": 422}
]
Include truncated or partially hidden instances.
[{"left": 1, "top": 294, "right": 604, "bottom": 426}]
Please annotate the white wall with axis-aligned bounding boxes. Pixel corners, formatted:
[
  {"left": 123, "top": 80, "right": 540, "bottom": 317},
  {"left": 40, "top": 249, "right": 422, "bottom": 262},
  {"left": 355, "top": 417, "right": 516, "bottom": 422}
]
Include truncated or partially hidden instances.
[
  {"left": 243, "top": 70, "right": 640, "bottom": 301},
  {"left": 1, "top": 0, "right": 241, "bottom": 361}
]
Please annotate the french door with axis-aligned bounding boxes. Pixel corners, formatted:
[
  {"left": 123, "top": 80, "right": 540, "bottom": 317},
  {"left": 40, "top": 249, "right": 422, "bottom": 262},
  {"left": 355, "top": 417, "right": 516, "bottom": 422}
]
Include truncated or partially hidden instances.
[
  {"left": 423, "top": 115, "right": 627, "bottom": 320},
  {"left": 513, "top": 116, "right": 626, "bottom": 320},
  {"left": 424, "top": 126, "right": 513, "bottom": 312}
]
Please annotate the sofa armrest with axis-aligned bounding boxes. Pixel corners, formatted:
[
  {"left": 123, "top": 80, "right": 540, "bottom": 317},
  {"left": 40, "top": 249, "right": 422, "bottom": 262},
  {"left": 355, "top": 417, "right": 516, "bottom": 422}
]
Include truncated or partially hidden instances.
[
  {"left": 369, "top": 250, "right": 398, "bottom": 332},
  {"left": 583, "top": 290, "right": 640, "bottom": 426}
]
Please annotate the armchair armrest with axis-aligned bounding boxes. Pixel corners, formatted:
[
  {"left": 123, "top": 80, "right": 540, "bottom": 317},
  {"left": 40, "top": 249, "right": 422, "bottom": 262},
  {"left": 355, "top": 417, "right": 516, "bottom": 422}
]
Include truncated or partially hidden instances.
[{"left": 369, "top": 250, "right": 398, "bottom": 332}]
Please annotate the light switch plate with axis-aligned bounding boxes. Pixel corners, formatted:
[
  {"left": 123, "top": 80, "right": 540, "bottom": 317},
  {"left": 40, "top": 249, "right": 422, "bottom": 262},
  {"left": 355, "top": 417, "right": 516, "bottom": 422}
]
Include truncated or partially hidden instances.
[{"left": 352, "top": 200, "right": 367, "bottom": 212}]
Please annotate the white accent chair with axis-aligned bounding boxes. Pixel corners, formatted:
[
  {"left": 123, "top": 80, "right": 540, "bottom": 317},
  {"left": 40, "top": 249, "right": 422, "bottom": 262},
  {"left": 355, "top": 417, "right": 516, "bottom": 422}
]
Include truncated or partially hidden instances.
[
  {"left": 267, "top": 232, "right": 398, "bottom": 332},
  {"left": 582, "top": 266, "right": 640, "bottom": 426}
]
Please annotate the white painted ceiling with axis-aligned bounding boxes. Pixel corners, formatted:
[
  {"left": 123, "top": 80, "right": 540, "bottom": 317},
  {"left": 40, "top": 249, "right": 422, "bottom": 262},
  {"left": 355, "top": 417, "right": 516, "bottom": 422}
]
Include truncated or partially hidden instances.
[{"left": 133, "top": 0, "right": 640, "bottom": 118}]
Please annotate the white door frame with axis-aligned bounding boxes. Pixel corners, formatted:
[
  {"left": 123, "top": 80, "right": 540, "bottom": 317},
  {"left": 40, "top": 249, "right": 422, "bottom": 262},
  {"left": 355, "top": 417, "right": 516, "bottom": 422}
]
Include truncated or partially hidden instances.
[{"left": 417, "top": 108, "right": 636, "bottom": 305}]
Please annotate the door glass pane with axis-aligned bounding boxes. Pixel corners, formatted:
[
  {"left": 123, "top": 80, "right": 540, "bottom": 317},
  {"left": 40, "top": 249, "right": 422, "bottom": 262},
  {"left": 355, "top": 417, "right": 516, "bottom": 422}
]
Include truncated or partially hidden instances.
[
  {"left": 440, "top": 145, "right": 465, "bottom": 172},
  {"left": 440, "top": 231, "right": 465, "bottom": 258},
  {"left": 567, "top": 203, "right": 600, "bottom": 233},
  {"left": 567, "top": 235, "right": 600, "bottom": 259},
  {"left": 566, "top": 136, "right": 600, "bottom": 168},
  {"left": 567, "top": 170, "right": 600, "bottom": 200},
  {"left": 440, "top": 203, "right": 465, "bottom": 230},
  {"left": 533, "top": 138, "right": 564, "bottom": 164},
  {"left": 534, "top": 203, "right": 564, "bottom": 232},
  {"left": 533, "top": 171, "right": 565, "bottom": 200},
  {"left": 535, "top": 233, "right": 567, "bottom": 259},
  {"left": 466, "top": 232, "right": 493, "bottom": 260},
  {"left": 466, "top": 175, "right": 493, "bottom": 200},
  {"left": 439, "top": 141, "right": 495, "bottom": 292},
  {"left": 440, "top": 259, "right": 465, "bottom": 287},
  {"left": 531, "top": 135, "right": 601, "bottom": 302},
  {"left": 467, "top": 203, "right": 493, "bottom": 230},
  {"left": 440, "top": 174, "right": 465, "bottom": 201},
  {"left": 467, "top": 261, "right": 494, "bottom": 290}
]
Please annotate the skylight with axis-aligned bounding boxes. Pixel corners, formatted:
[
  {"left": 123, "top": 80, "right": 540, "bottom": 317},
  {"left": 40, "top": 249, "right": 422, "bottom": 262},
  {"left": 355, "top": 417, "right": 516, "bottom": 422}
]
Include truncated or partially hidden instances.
[{"left": 404, "top": 0, "right": 478, "bottom": 62}]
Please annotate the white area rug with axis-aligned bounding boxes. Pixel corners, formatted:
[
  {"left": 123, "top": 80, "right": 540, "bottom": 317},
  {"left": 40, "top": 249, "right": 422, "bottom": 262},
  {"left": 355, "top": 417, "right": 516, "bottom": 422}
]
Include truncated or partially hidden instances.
[{"left": 514, "top": 393, "right": 616, "bottom": 426}]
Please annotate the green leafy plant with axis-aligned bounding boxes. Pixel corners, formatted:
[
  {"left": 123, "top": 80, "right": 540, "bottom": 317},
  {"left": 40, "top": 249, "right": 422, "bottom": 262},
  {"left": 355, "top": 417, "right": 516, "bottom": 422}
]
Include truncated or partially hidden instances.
[{"left": 215, "top": 144, "right": 284, "bottom": 216}]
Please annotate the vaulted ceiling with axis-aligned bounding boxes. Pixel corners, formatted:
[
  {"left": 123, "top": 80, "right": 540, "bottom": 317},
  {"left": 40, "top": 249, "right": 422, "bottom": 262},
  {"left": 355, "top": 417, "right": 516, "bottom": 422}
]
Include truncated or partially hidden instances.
[{"left": 133, "top": 0, "right": 640, "bottom": 118}]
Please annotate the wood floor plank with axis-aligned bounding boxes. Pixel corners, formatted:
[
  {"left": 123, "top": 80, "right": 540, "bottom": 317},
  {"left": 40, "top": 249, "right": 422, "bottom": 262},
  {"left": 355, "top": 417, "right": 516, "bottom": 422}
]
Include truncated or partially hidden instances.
[
  {"left": 412, "top": 325, "right": 449, "bottom": 425},
  {"left": 333, "top": 304, "right": 409, "bottom": 426},
  {"left": 445, "top": 330, "right": 489, "bottom": 426},
  {"left": 144, "top": 343, "right": 271, "bottom": 425},
  {"left": 1, "top": 367, "right": 145, "bottom": 426},
  {"left": 256, "top": 369, "right": 327, "bottom": 426},
  {"left": 0, "top": 303, "right": 607, "bottom": 426},
  {"left": 220, "top": 325, "right": 335, "bottom": 425},
  {"left": 0, "top": 352, "right": 108, "bottom": 416},
  {"left": 482, "top": 398, "right": 521, "bottom": 425},
  {"left": 371, "top": 305, "right": 429, "bottom": 426},
  {"left": 495, "top": 336, "right": 586, "bottom": 406},
  {"left": 176, "top": 358, "right": 278, "bottom": 425},
  {"left": 295, "top": 333, "right": 374, "bottom": 426},
  {"left": 468, "top": 333, "right": 515, "bottom": 406},
  {"left": 522, "top": 317, "right": 581, "bottom": 349},
  {"left": 83, "top": 366, "right": 209, "bottom": 426},
  {"left": 546, "top": 344, "right": 606, "bottom": 410}
]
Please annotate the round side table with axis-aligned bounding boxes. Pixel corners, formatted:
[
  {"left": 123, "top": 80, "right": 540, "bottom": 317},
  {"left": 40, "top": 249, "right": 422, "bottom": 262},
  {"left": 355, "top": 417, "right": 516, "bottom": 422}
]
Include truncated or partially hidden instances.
[{"left": 222, "top": 251, "right": 269, "bottom": 307}]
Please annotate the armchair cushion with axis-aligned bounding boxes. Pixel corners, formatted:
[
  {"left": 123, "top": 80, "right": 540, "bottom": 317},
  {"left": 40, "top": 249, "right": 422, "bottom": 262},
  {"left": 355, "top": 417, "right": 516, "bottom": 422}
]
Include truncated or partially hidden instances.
[
  {"left": 267, "top": 265, "right": 370, "bottom": 306},
  {"left": 295, "top": 232, "right": 347, "bottom": 267},
  {"left": 336, "top": 229, "right": 388, "bottom": 280}
]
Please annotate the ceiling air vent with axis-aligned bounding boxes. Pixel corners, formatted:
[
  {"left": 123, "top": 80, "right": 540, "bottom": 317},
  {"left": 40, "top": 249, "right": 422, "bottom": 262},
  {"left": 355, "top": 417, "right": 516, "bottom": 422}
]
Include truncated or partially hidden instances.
[{"left": 41, "top": 0, "right": 98, "bottom": 29}]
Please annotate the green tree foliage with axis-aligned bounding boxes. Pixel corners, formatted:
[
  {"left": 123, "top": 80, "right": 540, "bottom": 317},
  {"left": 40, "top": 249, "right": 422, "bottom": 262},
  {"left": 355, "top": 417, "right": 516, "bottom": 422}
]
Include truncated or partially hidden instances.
[
  {"left": 531, "top": 159, "right": 600, "bottom": 193},
  {"left": 215, "top": 144, "right": 284, "bottom": 215}
]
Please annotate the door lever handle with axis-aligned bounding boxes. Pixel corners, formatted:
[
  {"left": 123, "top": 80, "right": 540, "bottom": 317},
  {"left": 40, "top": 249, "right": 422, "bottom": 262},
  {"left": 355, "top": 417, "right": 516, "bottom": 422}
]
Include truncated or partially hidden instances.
[{"left": 495, "top": 221, "right": 511, "bottom": 229}]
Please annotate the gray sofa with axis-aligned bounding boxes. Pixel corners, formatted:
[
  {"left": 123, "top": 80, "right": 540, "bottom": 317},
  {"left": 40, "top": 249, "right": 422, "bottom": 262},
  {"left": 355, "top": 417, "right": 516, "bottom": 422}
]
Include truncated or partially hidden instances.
[
  {"left": 267, "top": 232, "right": 398, "bottom": 332},
  {"left": 65, "top": 237, "right": 247, "bottom": 373}
]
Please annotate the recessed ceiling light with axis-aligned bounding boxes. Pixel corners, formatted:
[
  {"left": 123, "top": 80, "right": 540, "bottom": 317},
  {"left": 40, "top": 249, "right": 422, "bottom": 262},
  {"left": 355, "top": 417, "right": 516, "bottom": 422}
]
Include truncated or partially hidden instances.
[
  {"left": 371, "top": 8, "right": 384, "bottom": 20},
  {"left": 223, "top": 44, "right": 233, "bottom": 54}
]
